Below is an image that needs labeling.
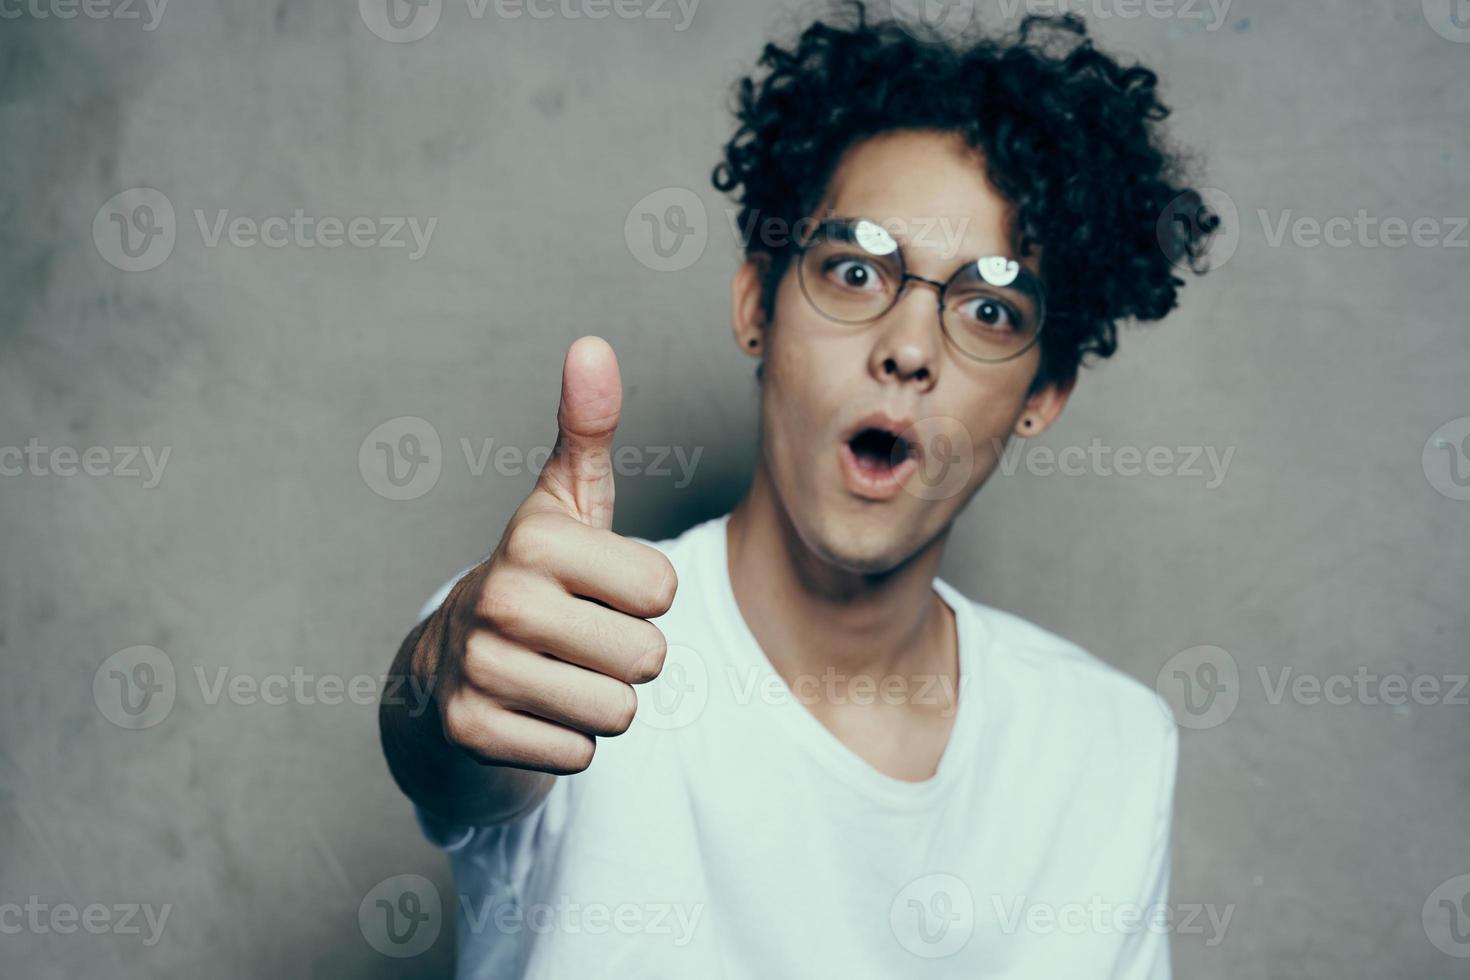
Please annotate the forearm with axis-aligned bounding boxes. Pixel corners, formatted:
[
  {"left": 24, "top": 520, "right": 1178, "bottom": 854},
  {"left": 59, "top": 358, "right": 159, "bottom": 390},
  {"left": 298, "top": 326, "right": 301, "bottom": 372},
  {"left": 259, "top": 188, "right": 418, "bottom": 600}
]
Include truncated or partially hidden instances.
[{"left": 379, "top": 615, "right": 555, "bottom": 828}]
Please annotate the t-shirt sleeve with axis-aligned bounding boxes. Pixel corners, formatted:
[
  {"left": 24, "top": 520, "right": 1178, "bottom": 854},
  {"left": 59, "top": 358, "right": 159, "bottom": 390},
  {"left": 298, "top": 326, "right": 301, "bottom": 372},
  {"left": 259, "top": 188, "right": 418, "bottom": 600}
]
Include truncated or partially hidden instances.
[
  {"left": 411, "top": 778, "right": 572, "bottom": 915},
  {"left": 414, "top": 771, "right": 565, "bottom": 844},
  {"left": 1111, "top": 700, "right": 1180, "bottom": 980},
  {"left": 408, "top": 569, "right": 572, "bottom": 879},
  {"left": 417, "top": 568, "right": 474, "bottom": 624}
]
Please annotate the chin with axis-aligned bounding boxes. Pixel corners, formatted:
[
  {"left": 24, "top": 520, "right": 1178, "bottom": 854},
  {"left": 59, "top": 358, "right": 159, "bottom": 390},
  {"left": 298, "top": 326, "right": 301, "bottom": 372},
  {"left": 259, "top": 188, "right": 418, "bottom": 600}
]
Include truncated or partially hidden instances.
[{"left": 800, "top": 507, "right": 929, "bottom": 578}]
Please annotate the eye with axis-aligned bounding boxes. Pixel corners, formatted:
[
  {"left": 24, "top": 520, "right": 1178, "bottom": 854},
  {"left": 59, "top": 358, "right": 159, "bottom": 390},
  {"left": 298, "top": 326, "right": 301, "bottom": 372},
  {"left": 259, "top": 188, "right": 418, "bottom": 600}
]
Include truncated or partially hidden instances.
[
  {"left": 823, "top": 256, "right": 885, "bottom": 292},
  {"left": 955, "top": 295, "right": 1021, "bottom": 333}
]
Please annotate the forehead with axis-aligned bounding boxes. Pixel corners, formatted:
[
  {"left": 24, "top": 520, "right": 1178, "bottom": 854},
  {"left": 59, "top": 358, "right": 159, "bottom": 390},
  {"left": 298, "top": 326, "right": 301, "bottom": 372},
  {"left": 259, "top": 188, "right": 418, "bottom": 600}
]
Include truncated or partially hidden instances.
[{"left": 817, "top": 129, "right": 1021, "bottom": 260}]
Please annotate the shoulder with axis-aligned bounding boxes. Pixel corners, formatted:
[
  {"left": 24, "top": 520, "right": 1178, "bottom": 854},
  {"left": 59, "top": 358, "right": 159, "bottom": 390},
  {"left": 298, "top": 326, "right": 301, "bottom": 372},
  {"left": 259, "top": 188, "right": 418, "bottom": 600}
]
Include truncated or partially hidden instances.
[
  {"left": 950, "top": 590, "right": 1179, "bottom": 841},
  {"left": 949, "top": 587, "right": 1178, "bottom": 755}
]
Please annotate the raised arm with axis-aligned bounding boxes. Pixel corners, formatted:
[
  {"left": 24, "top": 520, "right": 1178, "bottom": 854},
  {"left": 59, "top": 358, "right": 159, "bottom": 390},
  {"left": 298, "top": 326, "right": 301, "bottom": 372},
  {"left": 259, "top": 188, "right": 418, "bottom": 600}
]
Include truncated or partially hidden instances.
[{"left": 379, "top": 336, "right": 678, "bottom": 827}]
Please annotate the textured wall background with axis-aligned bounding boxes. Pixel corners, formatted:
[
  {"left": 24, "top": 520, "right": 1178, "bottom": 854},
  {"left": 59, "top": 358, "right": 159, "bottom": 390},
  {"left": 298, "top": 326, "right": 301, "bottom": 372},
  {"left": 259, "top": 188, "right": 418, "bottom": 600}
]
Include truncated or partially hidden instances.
[{"left": 2, "top": 0, "right": 1467, "bottom": 976}]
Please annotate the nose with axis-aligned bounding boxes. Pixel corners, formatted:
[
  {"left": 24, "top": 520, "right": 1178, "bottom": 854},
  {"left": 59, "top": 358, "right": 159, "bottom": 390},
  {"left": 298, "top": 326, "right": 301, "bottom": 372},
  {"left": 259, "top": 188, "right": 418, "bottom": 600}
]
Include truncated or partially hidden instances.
[{"left": 869, "top": 276, "right": 941, "bottom": 392}]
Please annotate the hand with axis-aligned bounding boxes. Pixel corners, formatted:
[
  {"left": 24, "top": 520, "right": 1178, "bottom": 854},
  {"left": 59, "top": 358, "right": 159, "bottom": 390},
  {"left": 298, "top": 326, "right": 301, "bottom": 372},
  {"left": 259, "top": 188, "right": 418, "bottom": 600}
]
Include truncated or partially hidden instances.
[{"left": 416, "top": 336, "right": 678, "bottom": 774}]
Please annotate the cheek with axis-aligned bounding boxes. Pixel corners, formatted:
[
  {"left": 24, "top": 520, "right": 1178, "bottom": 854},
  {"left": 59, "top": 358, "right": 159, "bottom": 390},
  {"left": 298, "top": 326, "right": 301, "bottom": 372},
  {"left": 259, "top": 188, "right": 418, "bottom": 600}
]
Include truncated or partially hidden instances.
[
  {"left": 760, "top": 285, "right": 852, "bottom": 421},
  {"left": 921, "top": 359, "right": 1040, "bottom": 489},
  {"left": 759, "top": 344, "right": 831, "bottom": 476},
  {"left": 956, "top": 381, "right": 1023, "bottom": 434},
  {"left": 949, "top": 351, "right": 1041, "bottom": 428}
]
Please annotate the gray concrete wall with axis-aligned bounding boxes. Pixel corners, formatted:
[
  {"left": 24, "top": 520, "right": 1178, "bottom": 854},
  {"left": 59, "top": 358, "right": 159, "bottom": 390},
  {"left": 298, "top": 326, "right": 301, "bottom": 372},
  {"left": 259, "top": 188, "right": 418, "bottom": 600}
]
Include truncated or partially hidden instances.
[{"left": 1, "top": 1, "right": 1466, "bottom": 976}]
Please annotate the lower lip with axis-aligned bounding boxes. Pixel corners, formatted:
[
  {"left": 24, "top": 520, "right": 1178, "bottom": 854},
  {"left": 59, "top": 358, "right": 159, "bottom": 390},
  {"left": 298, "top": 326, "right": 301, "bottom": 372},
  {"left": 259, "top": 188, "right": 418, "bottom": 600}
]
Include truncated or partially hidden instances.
[{"left": 839, "top": 443, "right": 918, "bottom": 501}]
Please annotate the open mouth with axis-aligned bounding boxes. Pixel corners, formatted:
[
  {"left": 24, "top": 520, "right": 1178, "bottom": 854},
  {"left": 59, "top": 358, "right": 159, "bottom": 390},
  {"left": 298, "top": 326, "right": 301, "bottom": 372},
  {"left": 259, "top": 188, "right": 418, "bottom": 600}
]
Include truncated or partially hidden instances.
[
  {"left": 846, "top": 426, "right": 914, "bottom": 473},
  {"left": 839, "top": 419, "right": 920, "bottom": 501}
]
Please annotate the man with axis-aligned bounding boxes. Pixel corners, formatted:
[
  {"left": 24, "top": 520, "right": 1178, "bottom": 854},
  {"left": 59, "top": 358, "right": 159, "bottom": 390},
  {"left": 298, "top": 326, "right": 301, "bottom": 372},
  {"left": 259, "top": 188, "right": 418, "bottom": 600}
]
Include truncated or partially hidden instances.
[{"left": 380, "top": 5, "right": 1216, "bottom": 977}]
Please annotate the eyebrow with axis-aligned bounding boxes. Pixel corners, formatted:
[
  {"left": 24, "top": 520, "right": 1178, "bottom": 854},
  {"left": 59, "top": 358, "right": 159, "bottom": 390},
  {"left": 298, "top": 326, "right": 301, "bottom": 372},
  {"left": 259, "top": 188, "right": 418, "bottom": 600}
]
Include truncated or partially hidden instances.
[{"left": 819, "top": 214, "right": 1026, "bottom": 282}]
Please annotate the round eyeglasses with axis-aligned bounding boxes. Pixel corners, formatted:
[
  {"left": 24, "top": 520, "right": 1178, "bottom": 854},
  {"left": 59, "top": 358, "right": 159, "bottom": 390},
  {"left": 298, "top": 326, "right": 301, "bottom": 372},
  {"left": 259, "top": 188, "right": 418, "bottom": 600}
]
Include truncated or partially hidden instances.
[{"left": 794, "top": 217, "right": 1046, "bottom": 364}]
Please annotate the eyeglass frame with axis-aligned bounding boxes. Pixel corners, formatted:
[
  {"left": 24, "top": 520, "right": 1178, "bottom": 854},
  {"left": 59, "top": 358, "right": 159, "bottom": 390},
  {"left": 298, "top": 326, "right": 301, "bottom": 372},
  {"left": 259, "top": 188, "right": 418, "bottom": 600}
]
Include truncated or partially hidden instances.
[{"left": 789, "top": 216, "right": 1048, "bottom": 365}]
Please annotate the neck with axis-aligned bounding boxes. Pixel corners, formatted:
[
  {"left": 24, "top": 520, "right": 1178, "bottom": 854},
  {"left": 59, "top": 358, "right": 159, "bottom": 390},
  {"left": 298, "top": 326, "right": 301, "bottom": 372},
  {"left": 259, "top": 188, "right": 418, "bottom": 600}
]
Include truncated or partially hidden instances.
[{"left": 725, "top": 463, "right": 955, "bottom": 683}]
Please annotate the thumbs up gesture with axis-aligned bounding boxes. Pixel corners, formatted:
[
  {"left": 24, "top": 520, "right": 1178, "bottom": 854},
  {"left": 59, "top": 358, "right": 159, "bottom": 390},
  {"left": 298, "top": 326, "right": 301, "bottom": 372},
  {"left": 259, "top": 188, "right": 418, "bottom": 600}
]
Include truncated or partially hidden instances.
[{"left": 420, "top": 337, "right": 678, "bottom": 774}]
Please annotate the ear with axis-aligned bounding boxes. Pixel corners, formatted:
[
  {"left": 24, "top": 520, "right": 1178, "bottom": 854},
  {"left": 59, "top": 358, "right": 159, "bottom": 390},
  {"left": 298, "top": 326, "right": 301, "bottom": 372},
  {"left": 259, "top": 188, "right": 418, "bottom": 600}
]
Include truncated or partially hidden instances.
[
  {"left": 730, "top": 254, "right": 771, "bottom": 359},
  {"left": 1013, "top": 373, "right": 1076, "bottom": 438}
]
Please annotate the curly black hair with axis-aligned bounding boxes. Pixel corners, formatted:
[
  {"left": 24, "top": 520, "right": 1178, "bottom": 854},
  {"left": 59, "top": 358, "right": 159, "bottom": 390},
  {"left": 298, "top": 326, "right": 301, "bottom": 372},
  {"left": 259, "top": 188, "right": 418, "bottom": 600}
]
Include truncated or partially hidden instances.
[{"left": 712, "top": 1, "right": 1219, "bottom": 387}]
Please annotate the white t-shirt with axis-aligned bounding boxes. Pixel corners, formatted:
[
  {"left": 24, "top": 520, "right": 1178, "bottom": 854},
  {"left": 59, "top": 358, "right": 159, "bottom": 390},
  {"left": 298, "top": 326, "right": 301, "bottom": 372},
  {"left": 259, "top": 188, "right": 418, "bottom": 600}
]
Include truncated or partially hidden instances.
[{"left": 412, "top": 513, "right": 1179, "bottom": 979}]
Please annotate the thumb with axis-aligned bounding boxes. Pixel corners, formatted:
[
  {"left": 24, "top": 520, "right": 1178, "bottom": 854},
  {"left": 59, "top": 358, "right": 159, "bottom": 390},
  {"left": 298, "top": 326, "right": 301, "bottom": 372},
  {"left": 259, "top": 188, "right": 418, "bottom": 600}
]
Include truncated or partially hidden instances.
[{"left": 532, "top": 336, "right": 622, "bottom": 529}]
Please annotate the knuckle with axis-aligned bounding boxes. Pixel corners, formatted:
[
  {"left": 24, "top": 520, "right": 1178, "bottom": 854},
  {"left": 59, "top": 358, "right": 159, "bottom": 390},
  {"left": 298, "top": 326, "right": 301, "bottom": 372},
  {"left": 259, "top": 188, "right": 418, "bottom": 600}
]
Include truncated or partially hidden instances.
[
  {"left": 643, "top": 555, "right": 679, "bottom": 616},
  {"left": 441, "top": 696, "right": 493, "bottom": 753},
  {"left": 552, "top": 735, "right": 597, "bottom": 774},
  {"left": 576, "top": 681, "right": 637, "bottom": 736},
  {"left": 607, "top": 684, "right": 638, "bottom": 734},
  {"left": 502, "top": 514, "right": 557, "bottom": 568},
  {"left": 460, "top": 632, "right": 505, "bottom": 690},
  {"left": 627, "top": 624, "right": 668, "bottom": 684},
  {"left": 477, "top": 573, "right": 528, "bottom": 635}
]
